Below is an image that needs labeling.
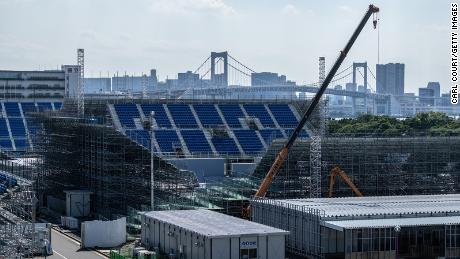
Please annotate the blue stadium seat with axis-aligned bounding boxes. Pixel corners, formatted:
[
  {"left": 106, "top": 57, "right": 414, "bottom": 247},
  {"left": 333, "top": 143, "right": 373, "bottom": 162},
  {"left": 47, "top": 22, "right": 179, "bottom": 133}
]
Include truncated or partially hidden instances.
[
  {"left": 259, "top": 129, "right": 284, "bottom": 145},
  {"left": 21, "top": 103, "right": 37, "bottom": 113},
  {"left": 14, "top": 139, "right": 29, "bottom": 149},
  {"left": 126, "top": 129, "right": 152, "bottom": 150},
  {"left": 181, "top": 130, "right": 212, "bottom": 153},
  {"left": 0, "top": 119, "right": 9, "bottom": 138},
  {"left": 243, "top": 104, "right": 275, "bottom": 127},
  {"left": 268, "top": 104, "right": 298, "bottom": 127},
  {"left": 8, "top": 118, "right": 26, "bottom": 137},
  {"left": 233, "top": 130, "right": 264, "bottom": 155},
  {"left": 154, "top": 130, "right": 181, "bottom": 153},
  {"left": 37, "top": 102, "right": 53, "bottom": 112},
  {"left": 54, "top": 102, "right": 62, "bottom": 110},
  {"left": 114, "top": 104, "right": 140, "bottom": 129},
  {"left": 218, "top": 104, "right": 245, "bottom": 128},
  {"left": 167, "top": 104, "right": 198, "bottom": 128},
  {"left": 140, "top": 104, "right": 172, "bottom": 128},
  {"left": 4, "top": 102, "right": 21, "bottom": 117},
  {"left": 193, "top": 104, "right": 223, "bottom": 127},
  {"left": 211, "top": 136, "right": 240, "bottom": 155},
  {"left": 0, "top": 139, "right": 12, "bottom": 150}
]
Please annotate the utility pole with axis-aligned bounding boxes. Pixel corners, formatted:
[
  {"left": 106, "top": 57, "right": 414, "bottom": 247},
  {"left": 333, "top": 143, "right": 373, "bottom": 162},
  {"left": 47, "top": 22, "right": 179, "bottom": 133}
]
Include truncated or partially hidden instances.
[{"left": 150, "top": 111, "right": 155, "bottom": 210}]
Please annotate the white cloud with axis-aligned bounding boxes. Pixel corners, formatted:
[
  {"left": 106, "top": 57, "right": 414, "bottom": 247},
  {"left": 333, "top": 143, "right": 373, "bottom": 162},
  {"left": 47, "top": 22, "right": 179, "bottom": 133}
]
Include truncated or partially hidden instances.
[
  {"left": 80, "top": 31, "right": 96, "bottom": 40},
  {"left": 281, "top": 4, "right": 299, "bottom": 16},
  {"left": 150, "top": 0, "right": 235, "bottom": 16},
  {"left": 338, "top": 5, "right": 353, "bottom": 13},
  {"left": 426, "top": 24, "right": 448, "bottom": 32}
]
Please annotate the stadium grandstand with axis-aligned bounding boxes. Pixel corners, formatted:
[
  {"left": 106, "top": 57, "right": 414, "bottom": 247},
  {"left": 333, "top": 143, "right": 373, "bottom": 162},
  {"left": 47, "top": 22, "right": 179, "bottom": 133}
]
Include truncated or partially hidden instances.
[
  {"left": 0, "top": 101, "right": 61, "bottom": 153},
  {"left": 7, "top": 98, "right": 316, "bottom": 219}
]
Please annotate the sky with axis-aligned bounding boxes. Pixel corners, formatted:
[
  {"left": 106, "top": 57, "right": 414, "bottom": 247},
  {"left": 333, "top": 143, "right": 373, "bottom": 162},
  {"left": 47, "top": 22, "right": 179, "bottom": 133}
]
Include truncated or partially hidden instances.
[{"left": 0, "top": 0, "right": 451, "bottom": 94}]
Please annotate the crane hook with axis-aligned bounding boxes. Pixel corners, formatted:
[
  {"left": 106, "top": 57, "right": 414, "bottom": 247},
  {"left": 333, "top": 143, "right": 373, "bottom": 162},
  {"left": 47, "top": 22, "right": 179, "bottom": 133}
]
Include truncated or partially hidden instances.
[{"left": 372, "top": 13, "right": 378, "bottom": 29}]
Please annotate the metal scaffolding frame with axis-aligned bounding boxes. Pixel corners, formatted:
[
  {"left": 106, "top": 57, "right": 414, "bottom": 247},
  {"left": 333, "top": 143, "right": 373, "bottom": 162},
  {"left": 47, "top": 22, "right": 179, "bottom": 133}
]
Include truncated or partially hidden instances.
[
  {"left": 32, "top": 114, "right": 201, "bottom": 219},
  {"left": 253, "top": 136, "right": 460, "bottom": 198},
  {"left": 0, "top": 157, "right": 39, "bottom": 258},
  {"left": 25, "top": 101, "right": 261, "bottom": 220}
]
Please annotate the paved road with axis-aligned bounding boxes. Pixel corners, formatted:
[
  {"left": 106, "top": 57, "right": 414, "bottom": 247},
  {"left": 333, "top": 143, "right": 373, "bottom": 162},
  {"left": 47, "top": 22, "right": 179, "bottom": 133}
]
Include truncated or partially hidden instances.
[{"left": 34, "top": 228, "right": 106, "bottom": 259}]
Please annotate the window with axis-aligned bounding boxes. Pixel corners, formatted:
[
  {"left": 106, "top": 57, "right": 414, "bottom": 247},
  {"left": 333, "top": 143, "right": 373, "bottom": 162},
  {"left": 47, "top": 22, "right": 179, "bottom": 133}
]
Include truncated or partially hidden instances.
[{"left": 240, "top": 248, "right": 257, "bottom": 259}]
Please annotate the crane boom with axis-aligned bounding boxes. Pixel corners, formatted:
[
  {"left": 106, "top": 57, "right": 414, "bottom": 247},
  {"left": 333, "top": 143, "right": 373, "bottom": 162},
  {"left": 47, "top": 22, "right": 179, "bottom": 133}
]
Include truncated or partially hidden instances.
[
  {"left": 328, "top": 166, "right": 363, "bottom": 197},
  {"left": 253, "top": 4, "right": 379, "bottom": 199}
]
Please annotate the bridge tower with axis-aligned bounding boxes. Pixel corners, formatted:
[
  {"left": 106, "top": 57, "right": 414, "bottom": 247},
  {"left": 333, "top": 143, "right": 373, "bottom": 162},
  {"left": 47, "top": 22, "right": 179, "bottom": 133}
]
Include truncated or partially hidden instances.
[
  {"left": 352, "top": 62, "right": 368, "bottom": 91},
  {"left": 211, "top": 51, "right": 228, "bottom": 87},
  {"left": 353, "top": 62, "right": 369, "bottom": 113}
]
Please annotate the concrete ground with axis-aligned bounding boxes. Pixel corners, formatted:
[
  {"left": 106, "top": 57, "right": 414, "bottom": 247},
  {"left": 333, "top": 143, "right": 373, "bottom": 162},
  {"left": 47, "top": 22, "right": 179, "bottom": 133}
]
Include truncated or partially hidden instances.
[{"left": 34, "top": 228, "right": 107, "bottom": 259}]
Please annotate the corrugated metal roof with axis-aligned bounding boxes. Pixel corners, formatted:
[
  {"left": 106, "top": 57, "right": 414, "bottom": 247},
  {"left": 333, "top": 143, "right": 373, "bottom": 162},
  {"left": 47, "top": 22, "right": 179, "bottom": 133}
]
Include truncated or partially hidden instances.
[
  {"left": 141, "top": 209, "right": 289, "bottom": 238},
  {"left": 323, "top": 216, "right": 460, "bottom": 231},
  {"left": 274, "top": 194, "right": 460, "bottom": 218}
]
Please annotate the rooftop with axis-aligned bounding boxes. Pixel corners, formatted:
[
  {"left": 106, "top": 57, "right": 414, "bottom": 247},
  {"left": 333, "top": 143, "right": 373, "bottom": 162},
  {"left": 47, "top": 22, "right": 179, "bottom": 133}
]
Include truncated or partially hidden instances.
[
  {"left": 273, "top": 194, "right": 460, "bottom": 218},
  {"left": 141, "top": 209, "right": 288, "bottom": 238},
  {"left": 323, "top": 216, "right": 460, "bottom": 231}
]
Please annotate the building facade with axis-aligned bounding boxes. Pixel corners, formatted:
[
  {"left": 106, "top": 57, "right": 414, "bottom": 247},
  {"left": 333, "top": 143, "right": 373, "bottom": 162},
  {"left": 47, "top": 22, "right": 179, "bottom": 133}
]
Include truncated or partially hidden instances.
[
  {"left": 177, "top": 71, "right": 200, "bottom": 88},
  {"left": 376, "top": 63, "right": 405, "bottom": 95},
  {"left": 112, "top": 69, "right": 158, "bottom": 93},
  {"left": 61, "top": 65, "right": 80, "bottom": 99},
  {"left": 251, "top": 72, "right": 290, "bottom": 86},
  {"left": 140, "top": 210, "right": 288, "bottom": 259},
  {"left": 0, "top": 70, "right": 66, "bottom": 101},
  {"left": 251, "top": 195, "right": 460, "bottom": 259},
  {"left": 427, "top": 82, "right": 441, "bottom": 98},
  {"left": 84, "top": 78, "right": 111, "bottom": 93},
  {"left": 419, "top": 87, "right": 435, "bottom": 106}
]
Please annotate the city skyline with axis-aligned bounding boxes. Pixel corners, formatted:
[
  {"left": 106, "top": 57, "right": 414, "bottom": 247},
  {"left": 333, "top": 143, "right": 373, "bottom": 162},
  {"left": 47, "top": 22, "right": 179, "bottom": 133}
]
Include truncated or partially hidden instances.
[{"left": 0, "top": 0, "right": 449, "bottom": 94}]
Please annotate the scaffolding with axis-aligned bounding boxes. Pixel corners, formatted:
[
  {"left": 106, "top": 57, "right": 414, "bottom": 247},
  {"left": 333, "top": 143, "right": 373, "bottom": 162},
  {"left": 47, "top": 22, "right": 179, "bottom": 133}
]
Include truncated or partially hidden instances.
[
  {"left": 0, "top": 158, "right": 39, "bottom": 258},
  {"left": 32, "top": 114, "right": 201, "bottom": 219},
  {"left": 26, "top": 100, "right": 260, "bottom": 220},
  {"left": 253, "top": 136, "right": 460, "bottom": 198}
]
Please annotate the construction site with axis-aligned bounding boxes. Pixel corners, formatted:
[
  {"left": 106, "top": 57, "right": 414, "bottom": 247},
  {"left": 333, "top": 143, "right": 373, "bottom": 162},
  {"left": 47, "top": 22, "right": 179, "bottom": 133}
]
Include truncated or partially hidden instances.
[{"left": 0, "top": 3, "right": 458, "bottom": 259}]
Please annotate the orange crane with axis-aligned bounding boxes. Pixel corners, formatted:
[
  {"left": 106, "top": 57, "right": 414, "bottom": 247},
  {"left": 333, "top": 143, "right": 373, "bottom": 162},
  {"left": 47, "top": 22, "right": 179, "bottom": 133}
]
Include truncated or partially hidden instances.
[
  {"left": 244, "top": 4, "right": 379, "bottom": 217},
  {"left": 327, "top": 166, "right": 363, "bottom": 197}
]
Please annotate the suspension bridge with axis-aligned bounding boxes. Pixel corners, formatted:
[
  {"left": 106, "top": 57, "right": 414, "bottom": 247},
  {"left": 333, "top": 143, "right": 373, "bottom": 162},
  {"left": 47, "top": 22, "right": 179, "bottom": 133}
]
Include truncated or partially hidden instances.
[{"left": 182, "top": 51, "right": 392, "bottom": 116}]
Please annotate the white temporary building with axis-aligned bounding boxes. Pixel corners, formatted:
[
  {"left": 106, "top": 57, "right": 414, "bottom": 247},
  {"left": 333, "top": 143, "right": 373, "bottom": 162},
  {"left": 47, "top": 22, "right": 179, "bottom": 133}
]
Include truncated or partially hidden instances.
[{"left": 140, "top": 209, "right": 288, "bottom": 259}]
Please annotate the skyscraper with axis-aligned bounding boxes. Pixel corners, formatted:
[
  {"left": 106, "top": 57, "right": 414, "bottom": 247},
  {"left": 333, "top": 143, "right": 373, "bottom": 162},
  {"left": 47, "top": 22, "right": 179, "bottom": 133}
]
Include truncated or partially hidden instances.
[
  {"left": 427, "top": 82, "right": 440, "bottom": 97},
  {"left": 419, "top": 87, "right": 435, "bottom": 106},
  {"left": 376, "top": 63, "right": 405, "bottom": 95}
]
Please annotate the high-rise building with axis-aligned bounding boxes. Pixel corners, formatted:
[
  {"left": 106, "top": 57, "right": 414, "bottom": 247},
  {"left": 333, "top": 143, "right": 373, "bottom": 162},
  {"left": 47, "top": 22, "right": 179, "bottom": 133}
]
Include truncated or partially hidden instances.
[
  {"left": 427, "top": 82, "right": 440, "bottom": 98},
  {"left": 441, "top": 93, "right": 451, "bottom": 106},
  {"left": 112, "top": 69, "right": 158, "bottom": 93},
  {"left": 0, "top": 69, "right": 70, "bottom": 100},
  {"left": 345, "top": 83, "right": 357, "bottom": 105},
  {"left": 376, "top": 63, "right": 405, "bottom": 95},
  {"left": 419, "top": 87, "right": 434, "bottom": 106},
  {"left": 112, "top": 74, "right": 143, "bottom": 92},
  {"left": 84, "top": 78, "right": 111, "bottom": 93},
  {"left": 333, "top": 85, "right": 344, "bottom": 105},
  {"left": 149, "top": 69, "right": 158, "bottom": 88},
  {"left": 345, "top": 82, "right": 357, "bottom": 92},
  {"left": 251, "top": 72, "right": 288, "bottom": 86},
  {"left": 177, "top": 71, "right": 200, "bottom": 88}
]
